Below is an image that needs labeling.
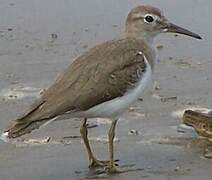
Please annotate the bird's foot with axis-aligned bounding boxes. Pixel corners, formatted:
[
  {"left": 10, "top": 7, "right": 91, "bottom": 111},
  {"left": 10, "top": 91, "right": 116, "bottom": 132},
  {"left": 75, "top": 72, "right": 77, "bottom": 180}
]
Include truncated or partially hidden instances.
[
  {"left": 106, "top": 165, "right": 123, "bottom": 174},
  {"left": 89, "top": 158, "right": 119, "bottom": 168},
  {"left": 89, "top": 158, "right": 109, "bottom": 168},
  {"left": 106, "top": 163, "right": 142, "bottom": 174}
]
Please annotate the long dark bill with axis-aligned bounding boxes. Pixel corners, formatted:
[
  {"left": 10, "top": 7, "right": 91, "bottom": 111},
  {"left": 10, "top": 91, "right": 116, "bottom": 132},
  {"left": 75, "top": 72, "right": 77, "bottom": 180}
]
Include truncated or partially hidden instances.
[{"left": 167, "top": 23, "right": 202, "bottom": 40}]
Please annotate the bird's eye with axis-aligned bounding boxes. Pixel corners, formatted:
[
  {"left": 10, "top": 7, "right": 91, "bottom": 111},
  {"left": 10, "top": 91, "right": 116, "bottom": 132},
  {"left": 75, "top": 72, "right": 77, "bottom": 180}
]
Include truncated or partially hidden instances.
[{"left": 144, "top": 15, "right": 154, "bottom": 23}]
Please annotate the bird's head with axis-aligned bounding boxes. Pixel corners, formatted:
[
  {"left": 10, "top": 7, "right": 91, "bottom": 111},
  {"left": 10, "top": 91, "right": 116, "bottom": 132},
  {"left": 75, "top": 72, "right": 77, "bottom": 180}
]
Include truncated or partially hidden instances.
[{"left": 126, "top": 5, "right": 202, "bottom": 44}]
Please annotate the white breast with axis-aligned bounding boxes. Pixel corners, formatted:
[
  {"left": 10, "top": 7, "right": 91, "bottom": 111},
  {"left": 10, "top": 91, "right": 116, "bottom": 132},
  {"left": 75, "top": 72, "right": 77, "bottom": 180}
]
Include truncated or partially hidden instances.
[{"left": 81, "top": 54, "right": 152, "bottom": 118}]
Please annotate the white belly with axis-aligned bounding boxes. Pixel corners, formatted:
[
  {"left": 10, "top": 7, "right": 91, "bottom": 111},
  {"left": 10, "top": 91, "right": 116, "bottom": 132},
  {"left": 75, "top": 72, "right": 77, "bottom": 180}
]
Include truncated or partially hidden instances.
[{"left": 81, "top": 57, "right": 152, "bottom": 118}]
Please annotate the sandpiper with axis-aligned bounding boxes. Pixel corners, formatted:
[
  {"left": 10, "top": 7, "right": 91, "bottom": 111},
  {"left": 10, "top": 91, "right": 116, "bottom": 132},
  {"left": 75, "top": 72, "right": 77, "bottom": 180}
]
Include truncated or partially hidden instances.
[{"left": 1, "top": 5, "right": 201, "bottom": 173}]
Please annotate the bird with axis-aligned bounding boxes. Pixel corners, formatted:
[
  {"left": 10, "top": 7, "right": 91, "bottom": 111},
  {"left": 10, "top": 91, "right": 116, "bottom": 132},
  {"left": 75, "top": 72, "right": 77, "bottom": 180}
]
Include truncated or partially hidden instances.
[{"left": 1, "top": 5, "right": 201, "bottom": 173}]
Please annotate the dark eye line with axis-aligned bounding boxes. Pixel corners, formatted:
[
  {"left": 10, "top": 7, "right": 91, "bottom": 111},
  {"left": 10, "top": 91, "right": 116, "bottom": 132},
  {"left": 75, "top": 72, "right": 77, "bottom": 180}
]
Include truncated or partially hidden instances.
[{"left": 155, "top": 19, "right": 161, "bottom": 24}]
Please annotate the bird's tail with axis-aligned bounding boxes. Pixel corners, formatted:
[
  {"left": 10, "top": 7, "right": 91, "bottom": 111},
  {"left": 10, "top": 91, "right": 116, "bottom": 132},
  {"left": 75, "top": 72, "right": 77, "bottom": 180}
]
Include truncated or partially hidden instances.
[
  {"left": 1, "top": 117, "right": 52, "bottom": 142},
  {"left": 1, "top": 100, "right": 55, "bottom": 142},
  {"left": 7, "top": 118, "right": 51, "bottom": 137}
]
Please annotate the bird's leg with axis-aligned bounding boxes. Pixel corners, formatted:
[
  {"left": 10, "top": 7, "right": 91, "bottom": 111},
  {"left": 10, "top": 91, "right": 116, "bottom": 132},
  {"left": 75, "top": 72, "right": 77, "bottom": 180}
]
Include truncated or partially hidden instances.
[
  {"left": 80, "top": 118, "right": 109, "bottom": 168},
  {"left": 106, "top": 119, "right": 123, "bottom": 173},
  {"left": 106, "top": 119, "right": 141, "bottom": 174}
]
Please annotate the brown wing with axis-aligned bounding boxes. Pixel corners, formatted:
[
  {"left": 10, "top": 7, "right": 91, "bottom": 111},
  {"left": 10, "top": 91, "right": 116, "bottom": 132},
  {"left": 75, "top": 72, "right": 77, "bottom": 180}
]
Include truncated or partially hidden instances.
[{"left": 16, "top": 38, "right": 148, "bottom": 122}]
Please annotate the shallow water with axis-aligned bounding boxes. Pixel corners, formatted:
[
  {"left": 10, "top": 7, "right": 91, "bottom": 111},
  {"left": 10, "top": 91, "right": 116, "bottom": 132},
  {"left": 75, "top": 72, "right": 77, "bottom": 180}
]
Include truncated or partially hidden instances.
[{"left": 0, "top": 0, "right": 212, "bottom": 179}]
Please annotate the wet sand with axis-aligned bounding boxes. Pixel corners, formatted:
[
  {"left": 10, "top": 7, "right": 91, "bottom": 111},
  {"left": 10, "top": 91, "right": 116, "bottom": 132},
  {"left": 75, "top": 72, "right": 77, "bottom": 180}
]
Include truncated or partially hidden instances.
[{"left": 0, "top": 0, "right": 211, "bottom": 179}]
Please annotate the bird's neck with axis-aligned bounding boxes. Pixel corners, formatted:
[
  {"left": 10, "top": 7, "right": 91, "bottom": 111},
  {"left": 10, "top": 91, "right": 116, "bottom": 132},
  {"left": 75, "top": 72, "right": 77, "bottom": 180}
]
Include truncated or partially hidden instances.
[
  {"left": 125, "top": 31, "right": 155, "bottom": 48},
  {"left": 125, "top": 30, "right": 157, "bottom": 69}
]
